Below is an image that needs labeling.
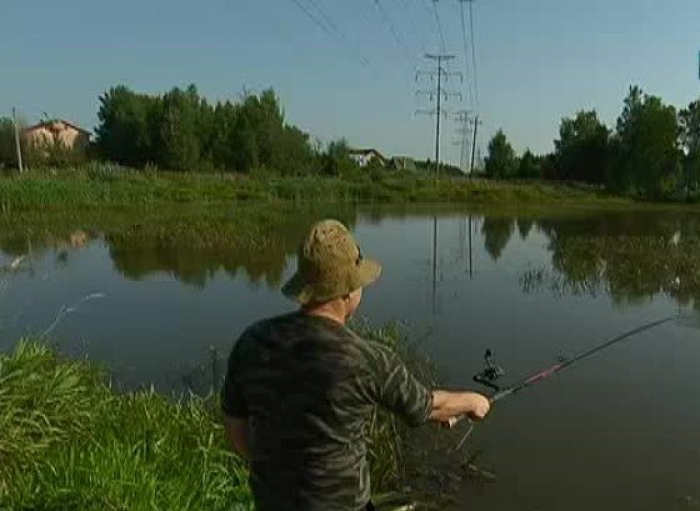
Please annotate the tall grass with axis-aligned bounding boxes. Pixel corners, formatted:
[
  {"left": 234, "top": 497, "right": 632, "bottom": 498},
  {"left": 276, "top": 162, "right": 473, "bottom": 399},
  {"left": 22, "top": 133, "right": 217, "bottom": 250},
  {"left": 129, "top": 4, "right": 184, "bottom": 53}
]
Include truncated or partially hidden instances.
[
  {"left": 0, "top": 165, "right": 629, "bottom": 212},
  {"left": 354, "top": 322, "right": 438, "bottom": 495},
  {"left": 0, "top": 342, "right": 252, "bottom": 511},
  {"left": 0, "top": 326, "right": 427, "bottom": 510}
]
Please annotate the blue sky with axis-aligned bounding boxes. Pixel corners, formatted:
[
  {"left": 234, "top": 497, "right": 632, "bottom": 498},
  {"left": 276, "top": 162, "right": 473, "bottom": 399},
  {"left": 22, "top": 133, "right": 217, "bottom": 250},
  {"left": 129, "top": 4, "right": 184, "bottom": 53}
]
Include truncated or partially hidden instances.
[{"left": 2, "top": 0, "right": 699, "bottom": 166}]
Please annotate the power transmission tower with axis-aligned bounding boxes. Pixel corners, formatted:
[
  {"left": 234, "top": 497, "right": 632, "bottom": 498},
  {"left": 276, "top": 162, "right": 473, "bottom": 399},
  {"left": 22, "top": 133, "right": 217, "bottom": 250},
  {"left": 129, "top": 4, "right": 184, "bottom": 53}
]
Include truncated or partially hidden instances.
[{"left": 415, "top": 54, "right": 461, "bottom": 179}]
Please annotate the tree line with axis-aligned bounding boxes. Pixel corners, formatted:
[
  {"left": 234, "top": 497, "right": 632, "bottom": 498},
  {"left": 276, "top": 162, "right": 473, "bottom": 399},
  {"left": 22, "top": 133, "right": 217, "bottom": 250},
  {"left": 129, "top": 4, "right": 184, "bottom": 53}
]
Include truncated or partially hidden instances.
[
  {"left": 95, "top": 85, "right": 323, "bottom": 175},
  {"left": 0, "top": 85, "right": 372, "bottom": 177},
  {"left": 1, "top": 83, "right": 468, "bottom": 179},
  {"left": 484, "top": 86, "right": 700, "bottom": 200},
  {"left": 3, "top": 83, "right": 700, "bottom": 202}
]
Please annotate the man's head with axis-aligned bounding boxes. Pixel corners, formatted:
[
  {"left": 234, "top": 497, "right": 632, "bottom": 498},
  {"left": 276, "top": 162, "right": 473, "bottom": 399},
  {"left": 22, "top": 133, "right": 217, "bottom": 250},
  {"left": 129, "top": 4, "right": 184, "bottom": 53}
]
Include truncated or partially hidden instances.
[{"left": 282, "top": 219, "right": 380, "bottom": 321}]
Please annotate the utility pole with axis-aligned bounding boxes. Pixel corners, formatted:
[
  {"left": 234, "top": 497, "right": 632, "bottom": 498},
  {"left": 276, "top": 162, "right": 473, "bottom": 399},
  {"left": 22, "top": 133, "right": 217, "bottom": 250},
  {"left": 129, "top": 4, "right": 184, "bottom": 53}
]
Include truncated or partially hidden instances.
[
  {"left": 469, "top": 114, "right": 482, "bottom": 177},
  {"left": 12, "top": 107, "right": 24, "bottom": 174},
  {"left": 416, "top": 54, "right": 461, "bottom": 180}
]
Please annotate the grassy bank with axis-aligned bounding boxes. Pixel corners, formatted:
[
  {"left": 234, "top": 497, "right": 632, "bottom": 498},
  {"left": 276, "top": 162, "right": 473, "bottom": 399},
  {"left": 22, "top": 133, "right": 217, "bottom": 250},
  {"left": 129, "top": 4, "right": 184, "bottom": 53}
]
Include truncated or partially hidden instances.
[
  {"left": 0, "top": 325, "right": 427, "bottom": 511},
  {"left": 0, "top": 166, "right": 632, "bottom": 212},
  {"left": 0, "top": 342, "right": 253, "bottom": 510}
]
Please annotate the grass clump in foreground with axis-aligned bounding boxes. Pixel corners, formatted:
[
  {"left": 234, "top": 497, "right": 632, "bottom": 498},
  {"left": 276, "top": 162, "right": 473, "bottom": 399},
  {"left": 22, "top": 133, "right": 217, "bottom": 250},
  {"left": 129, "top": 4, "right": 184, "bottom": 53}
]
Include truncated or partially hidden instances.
[
  {"left": 0, "top": 342, "right": 252, "bottom": 511},
  {"left": 0, "top": 327, "right": 426, "bottom": 511}
]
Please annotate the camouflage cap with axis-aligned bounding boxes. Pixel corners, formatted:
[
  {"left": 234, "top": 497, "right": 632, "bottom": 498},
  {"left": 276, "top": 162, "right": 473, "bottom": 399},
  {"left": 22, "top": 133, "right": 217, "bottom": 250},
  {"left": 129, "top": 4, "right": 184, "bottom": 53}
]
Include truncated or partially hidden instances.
[{"left": 282, "top": 219, "right": 382, "bottom": 305}]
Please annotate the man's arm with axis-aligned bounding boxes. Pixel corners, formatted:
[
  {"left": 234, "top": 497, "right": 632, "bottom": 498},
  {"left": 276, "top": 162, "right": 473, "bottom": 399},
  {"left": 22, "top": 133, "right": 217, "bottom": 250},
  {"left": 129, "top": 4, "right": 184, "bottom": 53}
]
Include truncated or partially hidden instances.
[
  {"left": 224, "top": 416, "right": 252, "bottom": 462},
  {"left": 368, "top": 342, "right": 491, "bottom": 426},
  {"left": 429, "top": 390, "right": 491, "bottom": 425}
]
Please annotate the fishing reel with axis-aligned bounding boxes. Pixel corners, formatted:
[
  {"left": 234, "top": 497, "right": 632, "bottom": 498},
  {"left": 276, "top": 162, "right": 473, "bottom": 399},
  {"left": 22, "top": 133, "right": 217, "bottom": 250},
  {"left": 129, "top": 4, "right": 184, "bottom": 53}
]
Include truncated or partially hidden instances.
[{"left": 473, "top": 349, "right": 506, "bottom": 391}]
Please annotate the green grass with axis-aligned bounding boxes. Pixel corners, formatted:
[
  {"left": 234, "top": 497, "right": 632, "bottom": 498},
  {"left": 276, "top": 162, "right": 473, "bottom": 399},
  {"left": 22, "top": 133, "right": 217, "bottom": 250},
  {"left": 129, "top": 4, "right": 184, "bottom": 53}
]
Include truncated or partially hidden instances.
[
  {"left": 0, "top": 165, "right": 634, "bottom": 212},
  {"left": 0, "top": 325, "right": 428, "bottom": 511},
  {"left": 0, "top": 342, "right": 252, "bottom": 511}
]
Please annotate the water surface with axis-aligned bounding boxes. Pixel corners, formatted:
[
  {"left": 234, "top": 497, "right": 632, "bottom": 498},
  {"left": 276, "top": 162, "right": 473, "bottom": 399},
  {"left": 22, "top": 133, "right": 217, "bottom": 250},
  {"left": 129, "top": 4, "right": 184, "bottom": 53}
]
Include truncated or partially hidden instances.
[{"left": 1, "top": 205, "right": 699, "bottom": 510}]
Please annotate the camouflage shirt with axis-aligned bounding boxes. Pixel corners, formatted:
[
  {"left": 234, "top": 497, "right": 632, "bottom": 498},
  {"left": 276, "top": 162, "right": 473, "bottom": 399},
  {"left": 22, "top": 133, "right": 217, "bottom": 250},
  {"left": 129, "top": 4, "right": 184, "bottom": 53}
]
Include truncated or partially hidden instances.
[{"left": 221, "top": 313, "right": 433, "bottom": 511}]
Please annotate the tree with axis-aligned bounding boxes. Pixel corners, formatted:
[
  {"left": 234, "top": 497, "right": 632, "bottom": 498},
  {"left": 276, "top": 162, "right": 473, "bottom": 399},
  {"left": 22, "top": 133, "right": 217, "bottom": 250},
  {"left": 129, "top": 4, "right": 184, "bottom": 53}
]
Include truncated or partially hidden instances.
[
  {"left": 539, "top": 153, "right": 558, "bottom": 181},
  {"left": 321, "top": 139, "right": 357, "bottom": 177},
  {"left": 96, "top": 86, "right": 161, "bottom": 167},
  {"left": 679, "top": 99, "right": 700, "bottom": 197},
  {"left": 94, "top": 84, "right": 317, "bottom": 174},
  {"left": 275, "top": 126, "right": 317, "bottom": 175},
  {"left": 158, "top": 86, "right": 202, "bottom": 171},
  {"left": 485, "top": 130, "right": 518, "bottom": 179},
  {"left": 208, "top": 101, "right": 240, "bottom": 171},
  {"left": 517, "top": 149, "right": 541, "bottom": 179},
  {"left": 554, "top": 110, "right": 609, "bottom": 184},
  {"left": 231, "top": 115, "right": 259, "bottom": 173},
  {"left": 607, "top": 86, "right": 681, "bottom": 199}
]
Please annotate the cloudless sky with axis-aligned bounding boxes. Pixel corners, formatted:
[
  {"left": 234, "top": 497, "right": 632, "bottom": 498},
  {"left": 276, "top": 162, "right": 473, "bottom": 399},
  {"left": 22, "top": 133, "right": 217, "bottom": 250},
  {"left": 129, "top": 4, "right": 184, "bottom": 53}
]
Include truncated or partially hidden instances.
[{"left": 2, "top": 0, "right": 699, "bottom": 166}]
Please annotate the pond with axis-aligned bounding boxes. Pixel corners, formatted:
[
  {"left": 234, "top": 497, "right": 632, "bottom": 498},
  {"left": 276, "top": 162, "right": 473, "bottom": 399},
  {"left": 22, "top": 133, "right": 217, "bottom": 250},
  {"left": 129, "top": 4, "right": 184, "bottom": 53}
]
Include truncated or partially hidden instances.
[{"left": 1, "top": 204, "right": 699, "bottom": 511}]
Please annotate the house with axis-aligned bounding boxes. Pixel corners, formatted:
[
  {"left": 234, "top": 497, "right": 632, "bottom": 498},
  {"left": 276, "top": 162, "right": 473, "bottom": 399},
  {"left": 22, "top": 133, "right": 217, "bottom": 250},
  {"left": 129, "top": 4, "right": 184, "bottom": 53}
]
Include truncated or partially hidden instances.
[
  {"left": 348, "top": 148, "right": 387, "bottom": 168},
  {"left": 22, "top": 119, "right": 90, "bottom": 152},
  {"left": 388, "top": 156, "right": 417, "bottom": 172}
]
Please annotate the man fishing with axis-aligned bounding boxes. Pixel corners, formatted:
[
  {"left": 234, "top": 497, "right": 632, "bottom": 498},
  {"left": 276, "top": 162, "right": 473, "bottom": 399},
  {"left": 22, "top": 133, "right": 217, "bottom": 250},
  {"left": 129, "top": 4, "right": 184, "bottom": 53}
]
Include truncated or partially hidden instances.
[{"left": 222, "top": 219, "right": 490, "bottom": 511}]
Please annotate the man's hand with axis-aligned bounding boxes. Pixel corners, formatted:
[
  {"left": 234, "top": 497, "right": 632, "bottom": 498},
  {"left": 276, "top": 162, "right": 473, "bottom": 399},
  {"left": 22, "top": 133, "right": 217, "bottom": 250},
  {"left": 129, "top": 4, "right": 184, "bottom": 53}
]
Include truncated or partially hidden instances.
[
  {"left": 430, "top": 390, "right": 491, "bottom": 426},
  {"left": 463, "top": 392, "right": 491, "bottom": 420}
]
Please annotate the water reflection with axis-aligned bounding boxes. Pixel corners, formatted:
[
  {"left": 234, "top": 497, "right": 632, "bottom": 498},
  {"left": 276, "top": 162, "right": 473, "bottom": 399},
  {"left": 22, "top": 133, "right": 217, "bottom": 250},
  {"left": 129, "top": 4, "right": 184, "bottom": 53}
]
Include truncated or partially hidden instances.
[
  {"left": 3, "top": 208, "right": 700, "bottom": 310},
  {"left": 520, "top": 211, "right": 700, "bottom": 310},
  {"left": 481, "top": 216, "right": 515, "bottom": 261},
  {"left": 516, "top": 217, "right": 534, "bottom": 240}
]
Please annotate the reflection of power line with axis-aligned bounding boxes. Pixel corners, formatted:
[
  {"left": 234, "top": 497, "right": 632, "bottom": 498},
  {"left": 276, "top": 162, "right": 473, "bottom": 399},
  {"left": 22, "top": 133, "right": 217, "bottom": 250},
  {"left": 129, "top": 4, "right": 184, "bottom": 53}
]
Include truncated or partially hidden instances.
[
  {"left": 468, "top": 214, "right": 474, "bottom": 278},
  {"left": 432, "top": 216, "right": 439, "bottom": 316}
]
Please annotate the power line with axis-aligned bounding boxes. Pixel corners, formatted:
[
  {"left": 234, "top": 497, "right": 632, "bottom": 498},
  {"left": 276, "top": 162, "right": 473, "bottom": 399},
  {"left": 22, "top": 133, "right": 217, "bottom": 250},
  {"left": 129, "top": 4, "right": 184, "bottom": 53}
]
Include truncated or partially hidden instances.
[
  {"left": 431, "top": 1, "right": 448, "bottom": 55},
  {"left": 457, "top": 0, "right": 480, "bottom": 173},
  {"left": 458, "top": 0, "right": 475, "bottom": 108},
  {"left": 397, "top": 0, "right": 430, "bottom": 57},
  {"left": 291, "top": 0, "right": 336, "bottom": 37},
  {"left": 467, "top": 0, "right": 479, "bottom": 109},
  {"left": 305, "top": 0, "right": 340, "bottom": 34},
  {"left": 291, "top": 0, "right": 372, "bottom": 68},
  {"left": 372, "top": 0, "right": 417, "bottom": 73}
]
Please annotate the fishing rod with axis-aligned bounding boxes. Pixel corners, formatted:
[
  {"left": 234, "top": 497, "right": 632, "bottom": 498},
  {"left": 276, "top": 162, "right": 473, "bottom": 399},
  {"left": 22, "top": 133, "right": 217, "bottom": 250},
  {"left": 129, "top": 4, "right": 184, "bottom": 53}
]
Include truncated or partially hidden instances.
[
  {"left": 446, "top": 315, "right": 679, "bottom": 447},
  {"left": 473, "top": 315, "right": 679, "bottom": 404}
]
